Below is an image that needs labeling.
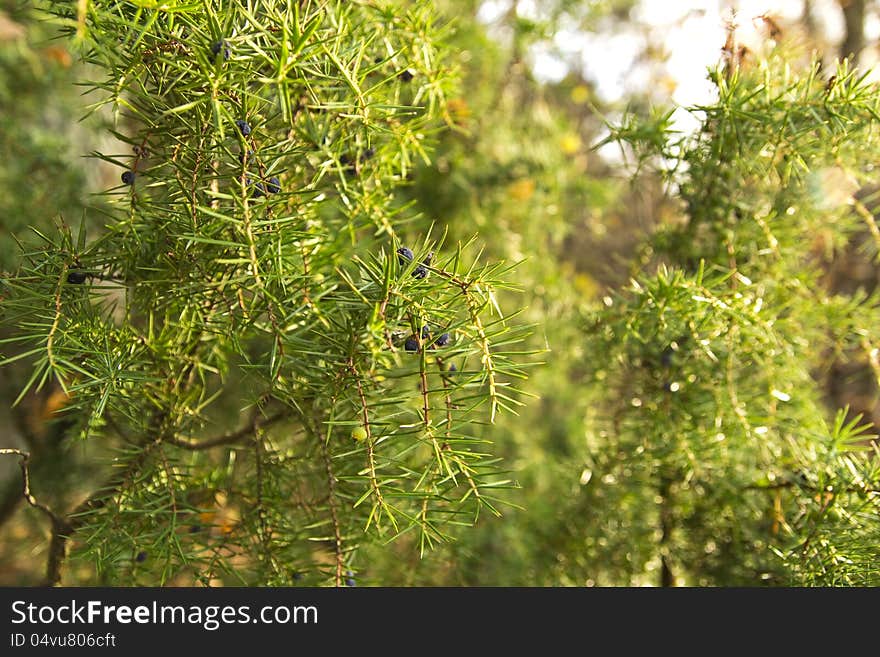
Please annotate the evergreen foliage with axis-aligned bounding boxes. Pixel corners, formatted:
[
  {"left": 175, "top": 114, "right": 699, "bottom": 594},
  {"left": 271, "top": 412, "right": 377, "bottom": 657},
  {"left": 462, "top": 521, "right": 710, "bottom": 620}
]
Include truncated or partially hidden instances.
[{"left": 0, "top": 0, "right": 528, "bottom": 586}]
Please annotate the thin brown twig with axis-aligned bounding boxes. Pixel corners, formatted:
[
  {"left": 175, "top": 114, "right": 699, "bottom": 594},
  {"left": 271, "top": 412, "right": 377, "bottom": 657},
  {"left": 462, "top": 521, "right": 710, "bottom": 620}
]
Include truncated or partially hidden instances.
[
  {"left": 166, "top": 410, "right": 286, "bottom": 450},
  {"left": 0, "top": 449, "right": 62, "bottom": 525},
  {"left": 315, "top": 423, "right": 344, "bottom": 587},
  {"left": 348, "top": 358, "right": 389, "bottom": 526},
  {"left": 0, "top": 404, "right": 46, "bottom": 529}
]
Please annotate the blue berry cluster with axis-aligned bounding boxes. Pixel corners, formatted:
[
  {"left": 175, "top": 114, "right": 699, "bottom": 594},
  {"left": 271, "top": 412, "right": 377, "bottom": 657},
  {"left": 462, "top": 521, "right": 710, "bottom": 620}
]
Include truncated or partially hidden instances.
[
  {"left": 396, "top": 246, "right": 432, "bottom": 279},
  {"left": 247, "top": 176, "right": 265, "bottom": 197},
  {"left": 403, "top": 324, "right": 452, "bottom": 353},
  {"left": 237, "top": 132, "right": 281, "bottom": 198},
  {"left": 245, "top": 175, "right": 281, "bottom": 199}
]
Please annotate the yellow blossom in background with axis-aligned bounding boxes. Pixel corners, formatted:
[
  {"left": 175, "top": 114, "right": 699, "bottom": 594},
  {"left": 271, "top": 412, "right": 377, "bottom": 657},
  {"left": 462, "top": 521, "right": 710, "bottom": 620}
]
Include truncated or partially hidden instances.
[
  {"left": 570, "top": 84, "right": 590, "bottom": 104},
  {"left": 560, "top": 132, "right": 581, "bottom": 155},
  {"left": 508, "top": 178, "right": 536, "bottom": 201}
]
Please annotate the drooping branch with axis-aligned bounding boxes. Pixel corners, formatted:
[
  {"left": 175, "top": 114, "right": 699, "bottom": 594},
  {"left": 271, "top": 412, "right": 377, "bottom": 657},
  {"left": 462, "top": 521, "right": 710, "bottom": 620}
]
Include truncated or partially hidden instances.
[{"left": 4, "top": 385, "right": 288, "bottom": 585}]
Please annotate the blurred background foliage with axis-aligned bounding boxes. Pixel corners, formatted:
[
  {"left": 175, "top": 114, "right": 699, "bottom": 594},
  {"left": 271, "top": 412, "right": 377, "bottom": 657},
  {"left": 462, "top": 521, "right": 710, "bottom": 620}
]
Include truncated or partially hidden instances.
[{"left": 2, "top": 0, "right": 879, "bottom": 586}]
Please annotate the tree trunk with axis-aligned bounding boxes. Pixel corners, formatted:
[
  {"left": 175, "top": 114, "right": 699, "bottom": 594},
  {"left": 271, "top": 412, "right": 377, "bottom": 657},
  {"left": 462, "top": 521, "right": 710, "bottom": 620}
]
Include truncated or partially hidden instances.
[
  {"left": 839, "top": 0, "right": 866, "bottom": 62},
  {"left": 802, "top": 0, "right": 820, "bottom": 42},
  {"left": 659, "top": 474, "right": 675, "bottom": 587}
]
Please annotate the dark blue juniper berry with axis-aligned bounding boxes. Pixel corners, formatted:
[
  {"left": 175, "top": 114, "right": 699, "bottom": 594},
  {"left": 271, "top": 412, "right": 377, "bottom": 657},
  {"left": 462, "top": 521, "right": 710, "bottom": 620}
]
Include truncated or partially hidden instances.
[
  {"left": 404, "top": 335, "right": 420, "bottom": 353},
  {"left": 413, "top": 251, "right": 432, "bottom": 279},
  {"left": 67, "top": 270, "right": 87, "bottom": 284},
  {"left": 266, "top": 177, "right": 281, "bottom": 194},
  {"left": 361, "top": 147, "right": 376, "bottom": 161},
  {"left": 121, "top": 170, "right": 135, "bottom": 185},
  {"left": 396, "top": 246, "right": 414, "bottom": 266},
  {"left": 345, "top": 571, "right": 356, "bottom": 587},
  {"left": 246, "top": 176, "right": 265, "bottom": 198},
  {"left": 421, "top": 325, "right": 430, "bottom": 339},
  {"left": 210, "top": 40, "right": 230, "bottom": 60},
  {"left": 399, "top": 69, "right": 414, "bottom": 82},
  {"left": 436, "top": 332, "right": 451, "bottom": 347},
  {"left": 448, "top": 363, "right": 457, "bottom": 373},
  {"left": 235, "top": 119, "right": 251, "bottom": 136},
  {"left": 238, "top": 149, "right": 254, "bottom": 164},
  {"left": 135, "top": 551, "right": 147, "bottom": 563}
]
